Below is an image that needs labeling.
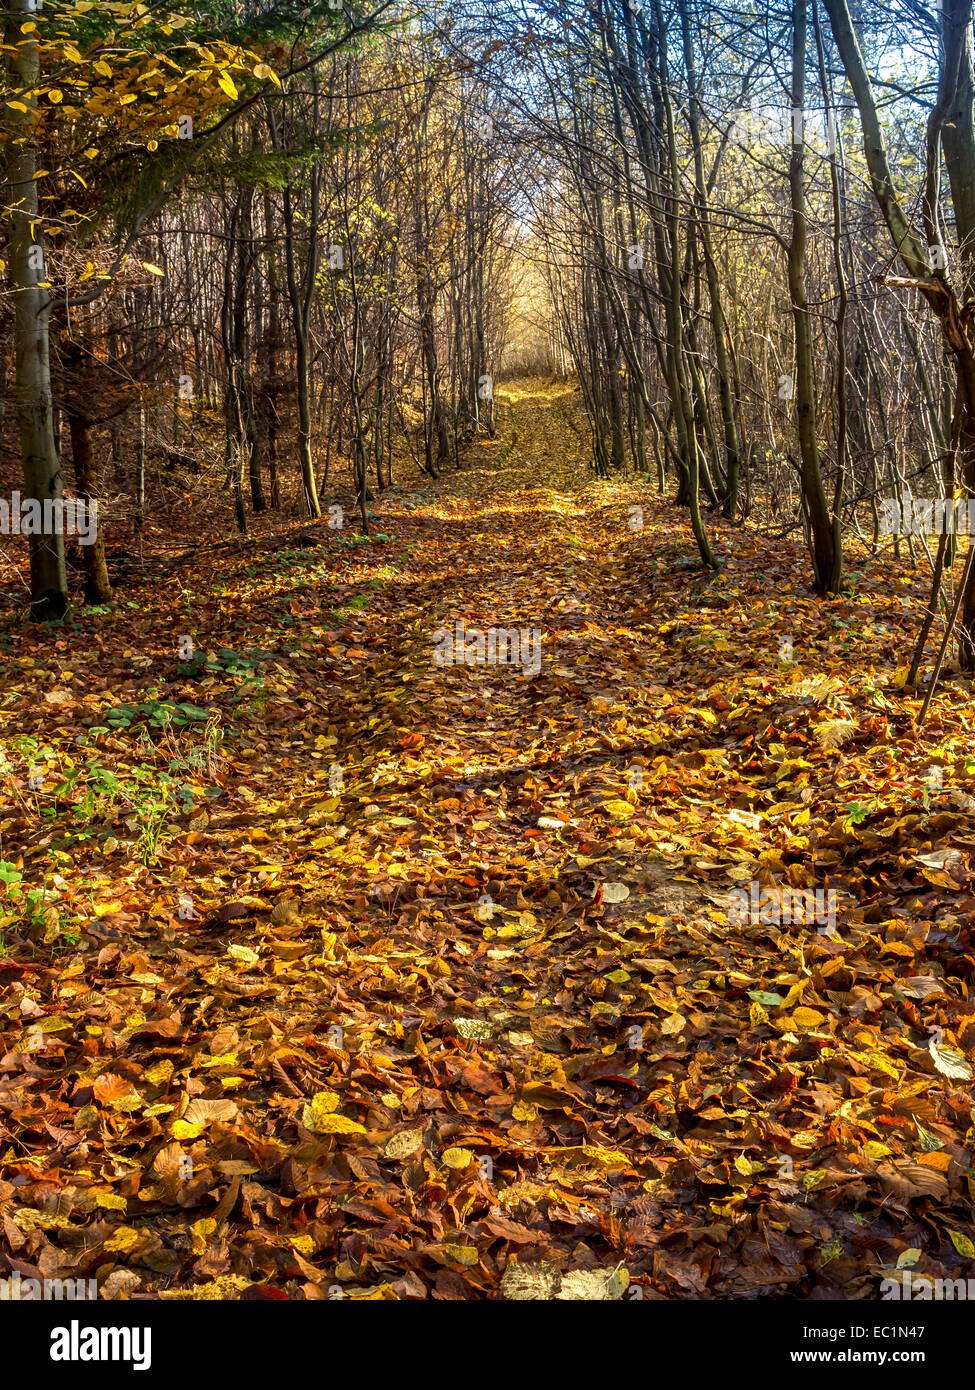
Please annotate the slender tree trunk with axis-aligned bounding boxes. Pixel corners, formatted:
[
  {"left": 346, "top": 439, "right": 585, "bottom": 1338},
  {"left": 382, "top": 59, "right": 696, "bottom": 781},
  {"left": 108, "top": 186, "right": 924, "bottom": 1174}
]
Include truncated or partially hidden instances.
[
  {"left": 134, "top": 403, "right": 146, "bottom": 539},
  {"left": 788, "top": 0, "right": 839, "bottom": 592},
  {"left": 678, "top": 0, "right": 741, "bottom": 517},
  {"left": 824, "top": 0, "right": 975, "bottom": 658},
  {"left": 4, "top": 0, "right": 67, "bottom": 617},
  {"left": 67, "top": 410, "right": 111, "bottom": 603}
]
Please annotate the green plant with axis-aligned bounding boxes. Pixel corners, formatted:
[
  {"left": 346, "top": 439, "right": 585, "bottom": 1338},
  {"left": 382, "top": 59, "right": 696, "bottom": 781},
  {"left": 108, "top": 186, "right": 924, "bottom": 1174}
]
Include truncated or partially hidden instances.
[
  {"left": 177, "top": 646, "right": 275, "bottom": 680},
  {"left": 0, "top": 864, "right": 58, "bottom": 944},
  {"left": 333, "top": 593, "right": 372, "bottom": 616},
  {"left": 843, "top": 800, "right": 875, "bottom": 829},
  {"left": 134, "top": 793, "right": 170, "bottom": 864},
  {"left": 232, "top": 677, "right": 269, "bottom": 717},
  {"left": 0, "top": 861, "right": 23, "bottom": 893},
  {"left": 23, "top": 886, "right": 52, "bottom": 935},
  {"left": 103, "top": 699, "right": 211, "bottom": 730},
  {"left": 163, "top": 713, "right": 223, "bottom": 779}
]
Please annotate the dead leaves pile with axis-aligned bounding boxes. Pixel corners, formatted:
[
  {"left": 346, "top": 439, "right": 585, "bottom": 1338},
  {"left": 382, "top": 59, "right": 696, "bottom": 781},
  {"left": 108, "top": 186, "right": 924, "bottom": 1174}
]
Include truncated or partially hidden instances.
[{"left": 2, "top": 382, "right": 975, "bottom": 1299}]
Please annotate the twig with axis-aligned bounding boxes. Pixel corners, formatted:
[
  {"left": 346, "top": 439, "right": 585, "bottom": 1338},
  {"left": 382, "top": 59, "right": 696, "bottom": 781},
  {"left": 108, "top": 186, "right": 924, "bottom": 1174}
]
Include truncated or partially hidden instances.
[{"left": 916, "top": 543, "right": 975, "bottom": 726}]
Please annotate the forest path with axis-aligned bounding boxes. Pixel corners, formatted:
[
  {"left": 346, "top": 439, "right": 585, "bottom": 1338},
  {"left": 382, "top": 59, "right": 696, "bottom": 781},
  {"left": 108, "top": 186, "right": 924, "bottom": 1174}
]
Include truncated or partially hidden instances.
[{"left": 3, "top": 379, "right": 974, "bottom": 1300}]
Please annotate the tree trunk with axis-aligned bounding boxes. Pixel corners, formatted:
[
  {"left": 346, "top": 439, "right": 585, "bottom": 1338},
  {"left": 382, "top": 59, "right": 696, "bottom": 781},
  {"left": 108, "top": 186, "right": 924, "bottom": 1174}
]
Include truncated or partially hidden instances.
[
  {"left": 134, "top": 403, "right": 146, "bottom": 538},
  {"left": 4, "top": 0, "right": 67, "bottom": 618},
  {"left": 67, "top": 410, "right": 112, "bottom": 604},
  {"left": 788, "top": 0, "right": 839, "bottom": 593},
  {"left": 824, "top": 0, "right": 975, "bottom": 659}
]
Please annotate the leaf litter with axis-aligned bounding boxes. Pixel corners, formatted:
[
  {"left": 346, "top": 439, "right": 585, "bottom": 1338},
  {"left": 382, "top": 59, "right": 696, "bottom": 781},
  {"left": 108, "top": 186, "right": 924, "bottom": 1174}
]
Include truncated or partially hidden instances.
[{"left": 2, "top": 381, "right": 975, "bottom": 1300}]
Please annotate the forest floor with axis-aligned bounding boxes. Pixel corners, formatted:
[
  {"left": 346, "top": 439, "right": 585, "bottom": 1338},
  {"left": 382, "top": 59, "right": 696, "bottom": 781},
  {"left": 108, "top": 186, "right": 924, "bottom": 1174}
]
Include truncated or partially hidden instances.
[{"left": 3, "top": 379, "right": 975, "bottom": 1299}]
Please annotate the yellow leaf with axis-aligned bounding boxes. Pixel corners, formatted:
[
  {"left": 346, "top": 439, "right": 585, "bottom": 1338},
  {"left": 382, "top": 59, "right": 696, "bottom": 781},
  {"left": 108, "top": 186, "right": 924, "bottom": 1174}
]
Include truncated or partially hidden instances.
[
  {"left": 602, "top": 799, "right": 634, "bottom": 818},
  {"left": 5, "top": 101, "right": 28, "bottom": 113},
  {"left": 852, "top": 1048, "right": 901, "bottom": 1079},
  {"left": 216, "top": 70, "right": 238, "bottom": 101},
  {"left": 93, "top": 1190, "right": 127, "bottom": 1211},
  {"left": 949, "top": 1229, "right": 975, "bottom": 1259},
  {"left": 301, "top": 1088, "right": 340, "bottom": 1119},
  {"left": 93, "top": 60, "right": 112, "bottom": 77},
  {"left": 862, "top": 1141, "right": 892, "bottom": 1162},
  {"left": 191, "top": 1217, "right": 216, "bottom": 1255},
  {"left": 303, "top": 1092, "right": 362, "bottom": 1134},
  {"left": 171, "top": 1120, "right": 204, "bottom": 1140},
  {"left": 778, "top": 981, "right": 807, "bottom": 1011},
  {"left": 442, "top": 1244, "right": 479, "bottom": 1266},
  {"left": 46, "top": 89, "right": 63, "bottom": 103},
  {"left": 581, "top": 1144, "right": 630, "bottom": 1169},
  {"left": 442, "top": 1146, "right": 474, "bottom": 1169},
  {"left": 307, "top": 1111, "right": 366, "bottom": 1135},
  {"left": 103, "top": 1226, "right": 141, "bottom": 1253},
  {"left": 791, "top": 1007, "right": 825, "bottom": 1031},
  {"left": 143, "top": 1059, "right": 173, "bottom": 1087}
]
